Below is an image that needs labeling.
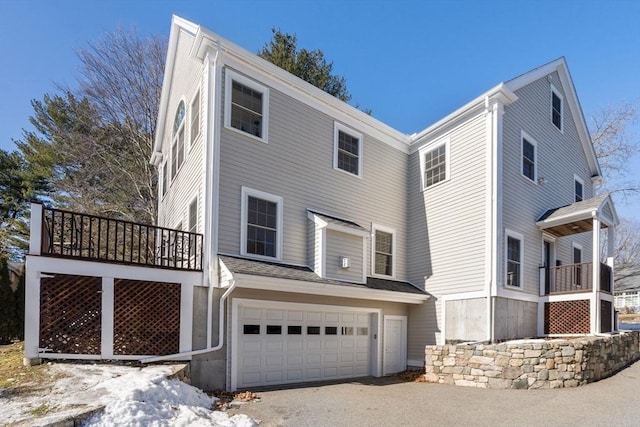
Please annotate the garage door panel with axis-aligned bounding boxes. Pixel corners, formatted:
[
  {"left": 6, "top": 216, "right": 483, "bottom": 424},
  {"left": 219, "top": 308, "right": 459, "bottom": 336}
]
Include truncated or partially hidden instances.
[{"left": 237, "top": 304, "right": 373, "bottom": 388}]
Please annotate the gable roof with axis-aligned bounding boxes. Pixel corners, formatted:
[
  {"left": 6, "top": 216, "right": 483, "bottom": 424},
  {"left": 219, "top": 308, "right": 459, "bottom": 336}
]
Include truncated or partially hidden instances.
[
  {"left": 536, "top": 193, "right": 618, "bottom": 236},
  {"left": 505, "top": 57, "right": 602, "bottom": 180}
]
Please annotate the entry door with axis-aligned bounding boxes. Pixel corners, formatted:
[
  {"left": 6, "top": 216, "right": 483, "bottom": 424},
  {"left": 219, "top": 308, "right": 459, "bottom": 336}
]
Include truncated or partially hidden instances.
[{"left": 383, "top": 315, "right": 407, "bottom": 375}]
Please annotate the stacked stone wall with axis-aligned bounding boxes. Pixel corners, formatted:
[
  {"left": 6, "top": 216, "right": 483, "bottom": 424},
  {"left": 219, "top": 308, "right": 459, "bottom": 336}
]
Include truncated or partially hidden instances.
[{"left": 424, "top": 331, "right": 640, "bottom": 389}]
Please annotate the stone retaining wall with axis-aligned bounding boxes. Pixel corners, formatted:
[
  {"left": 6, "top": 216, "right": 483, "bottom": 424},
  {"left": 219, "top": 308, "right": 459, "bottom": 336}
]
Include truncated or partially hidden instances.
[{"left": 424, "top": 331, "right": 640, "bottom": 389}]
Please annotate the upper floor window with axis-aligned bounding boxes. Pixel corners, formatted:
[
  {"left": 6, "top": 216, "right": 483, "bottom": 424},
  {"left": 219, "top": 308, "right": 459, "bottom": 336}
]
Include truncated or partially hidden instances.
[
  {"left": 171, "top": 100, "right": 186, "bottom": 179},
  {"left": 190, "top": 90, "right": 200, "bottom": 147},
  {"left": 188, "top": 197, "right": 198, "bottom": 234},
  {"left": 225, "top": 70, "right": 269, "bottom": 142},
  {"left": 521, "top": 132, "right": 537, "bottom": 182},
  {"left": 161, "top": 160, "right": 168, "bottom": 197},
  {"left": 505, "top": 230, "right": 523, "bottom": 288},
  {"left": 574, "top": 175, "right": 584, "bottom": 202},
  {"left": 241, "top": 187, "right": 283, "bottom": 260},
  {"left": 551, "top": 85, "right": 563, "bottom": 131},
  {"left": 372, "top": 225, "right": 395, "bottom": 277},
  {"left": 420, "top": 138, "right": 449, "bottom": 190},
  {"left": 333, "top": 123, "right": 363, "bottom": 177}
]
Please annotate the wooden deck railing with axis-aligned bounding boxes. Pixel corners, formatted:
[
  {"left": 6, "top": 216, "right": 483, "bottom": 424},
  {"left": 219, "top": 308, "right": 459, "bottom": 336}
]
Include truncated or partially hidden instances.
[
  {"left": 40, "top": 206, "right": 203, "bottom": 271},
  {"left": 541, "top": 262, "right": 612, "bottom": 295}
]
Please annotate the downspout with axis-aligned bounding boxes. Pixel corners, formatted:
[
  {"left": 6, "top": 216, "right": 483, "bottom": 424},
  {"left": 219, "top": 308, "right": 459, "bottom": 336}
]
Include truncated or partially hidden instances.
[
  {"left": 484, "top": 96, "right": 495, "bottom": 343},
  {"left": 142, "top": 280, "right": 237, "bottom": 363}
]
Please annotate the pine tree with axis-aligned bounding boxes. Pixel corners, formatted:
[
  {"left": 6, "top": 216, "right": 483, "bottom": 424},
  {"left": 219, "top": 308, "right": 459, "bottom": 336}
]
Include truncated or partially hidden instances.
[{"left": 0, "top": 257, "right": 17, "bottom": 344}]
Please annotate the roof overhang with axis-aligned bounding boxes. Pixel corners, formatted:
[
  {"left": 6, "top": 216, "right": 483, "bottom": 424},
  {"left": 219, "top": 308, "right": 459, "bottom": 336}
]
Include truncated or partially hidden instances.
[
  {"left": 536, "top": 193, "right": 619, "bottom": 237},
  {"left": 230, "top": 273, "right": 429, "bottom": 304},
  {"left": 307, "top": 210, "right": 369, "bottom": 237}
]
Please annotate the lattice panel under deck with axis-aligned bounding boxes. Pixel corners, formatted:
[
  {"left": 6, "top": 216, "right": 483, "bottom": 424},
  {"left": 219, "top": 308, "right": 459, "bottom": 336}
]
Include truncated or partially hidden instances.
[
  {"left": 113, "top": 279, "right": 181, "bottom": 355},
  {"left": 40, "top": 274, "right": 102, "bottom": 354},
  {"left": 544, "top": 300, "right": 590, "bottom": 334}
]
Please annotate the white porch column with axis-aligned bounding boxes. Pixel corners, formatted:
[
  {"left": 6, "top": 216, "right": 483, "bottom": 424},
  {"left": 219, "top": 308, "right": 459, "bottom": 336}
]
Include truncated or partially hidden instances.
[
  {"left": 29, "top": 203, "right": 43, "bottom": 255},
  {"left": 101, "top": 277, "right": 114, "bottom": 358},
  {"left": 607, "top": 224, "right": 616, "bottom": 331},
  {"left": 591, "top": 215, "right": 601, "bottom": 334},
  {"left": 23, "top": 266, "right": 41, "bottom": 365}
]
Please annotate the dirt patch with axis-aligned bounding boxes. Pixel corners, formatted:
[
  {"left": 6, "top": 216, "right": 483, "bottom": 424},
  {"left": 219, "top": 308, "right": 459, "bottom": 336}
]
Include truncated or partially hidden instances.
[{"left": 0, "top": 342, "right": 61, "bottom": 395}]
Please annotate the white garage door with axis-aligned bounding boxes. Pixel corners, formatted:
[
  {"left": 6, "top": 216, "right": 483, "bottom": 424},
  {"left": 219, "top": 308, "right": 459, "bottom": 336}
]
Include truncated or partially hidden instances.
[{"left": 236, "top": 305, "right": 372, "bottom": 388}]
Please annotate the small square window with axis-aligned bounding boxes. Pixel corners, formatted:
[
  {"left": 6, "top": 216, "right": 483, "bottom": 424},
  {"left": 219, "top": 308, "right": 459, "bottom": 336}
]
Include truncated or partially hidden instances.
[
  {"left": 325, "top": 326, "right": 337, "bottom": 335},
  {"left": 420, "top": 139, "right": 449, "bottom": 190},
  {"left": 341, "top": 326, "right": 354, "bottom": 336},
  {"left": 357, "top": 327, "right": 368, "bottom": 336}
]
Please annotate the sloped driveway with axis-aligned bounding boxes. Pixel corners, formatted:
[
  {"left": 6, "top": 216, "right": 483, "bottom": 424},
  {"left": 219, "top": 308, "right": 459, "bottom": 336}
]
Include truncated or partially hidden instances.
[{"left": 227, "top": 360, "right": 640, "bottom": 427}]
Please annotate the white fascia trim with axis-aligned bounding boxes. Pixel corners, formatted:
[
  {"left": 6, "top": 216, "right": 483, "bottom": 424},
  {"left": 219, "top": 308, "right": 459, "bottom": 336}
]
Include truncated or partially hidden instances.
[
  {"left": 370, "top": 223, "right": 396, "bottom": 279},
  {"left": 541, "top": 292, "right": 594, "bottom": 303},
  {"left": 535, "top": 210, "right": 599, "bottom": 230},
  {"left": 333, "top": 122, "right": 364, "bottom": 178},
  {"left": 152, "top": 16, "right": 199, "bottom": 163},
  {"left": 409, "top": 83, "right": 517, "bottom": 149},
  {"left": 233, "top": 273, "right": 429, "bottom": 304},
  {"left": 495, "top": 287, "right": 539, "bottom": 303},
  {"left": 188, "top": 29, "right": 410, "bottom": 152},
  {"left": 440, "top": 291, "right": 487, "bottom": 302},
  {"left": 418, "top": 136, "right": 451, "bottom": 191},
  {"left": 307, "top": 211, "right": 369, "bottom": 237},
  {"left": 505, "top": 58, "right": 601, "bottom": 179}
]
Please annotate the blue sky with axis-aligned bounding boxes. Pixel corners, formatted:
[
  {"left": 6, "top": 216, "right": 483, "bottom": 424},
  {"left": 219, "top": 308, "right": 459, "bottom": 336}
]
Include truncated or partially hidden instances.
[{"left": 0, "top": 0, "right": 638, "bottom": 217}]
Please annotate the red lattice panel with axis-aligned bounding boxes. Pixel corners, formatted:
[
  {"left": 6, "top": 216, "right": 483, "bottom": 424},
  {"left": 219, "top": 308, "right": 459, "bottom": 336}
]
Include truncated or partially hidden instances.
[
  {"left": 544, "top": 300, "right": 590, "bottom": 334},
  {"left": 600, "top": 300, "right": 612, "bottom": 333},
  {"left": 113, "top": 279, "right": 180, "bottom": 355},
  {"left": 40, "top": 274, "right": 102, "bottom": 354}
]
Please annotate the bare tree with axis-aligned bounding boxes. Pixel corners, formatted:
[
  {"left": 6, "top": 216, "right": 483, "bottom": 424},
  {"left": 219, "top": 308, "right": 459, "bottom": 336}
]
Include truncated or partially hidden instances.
[{"left": 590, "top": 102, "right": 639, "bottom": 199}]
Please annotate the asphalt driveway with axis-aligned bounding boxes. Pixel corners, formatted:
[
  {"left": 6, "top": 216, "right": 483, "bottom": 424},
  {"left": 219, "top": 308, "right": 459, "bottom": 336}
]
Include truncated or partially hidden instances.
[{"left": 227, "top": 360, "right": 640, "bottom": 427}]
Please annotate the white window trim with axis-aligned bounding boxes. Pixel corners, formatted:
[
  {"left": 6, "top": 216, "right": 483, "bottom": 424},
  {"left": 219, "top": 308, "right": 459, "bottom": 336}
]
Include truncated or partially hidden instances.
[
  {"left": 171, "top": 97, "right": 187, "bottom": 182},
  {"left": 188, "top": 195, "right": 198, "bottom": 234},
  {"left": 504, "top": 229, "right": 524, "bottom": 289},
  {"left": 419, "top": 136, "right": 450, "bottom": 191},
  {"left": 333, "top": 122, "right": 363, "bottom": 178},
  {"left": 189, "top": 89, "right": 201, "bottom": 151},
  {"left": 224, "top": 69, "right": 270, "bottom": 143},
  {"left": 520, "top": 130, "right": 538, "bottom": 184},
  {"left": 371, "top": 224, "right": 396, "bottom": 279},
  {"left": 573, "top": 174, "right": 584, "bottom": 202},
  {"left": 240, "top": 186, "right": 283, "bottom": 261},
  {"left": 550, "top": 84, "right": 564, "bottom": 133}
]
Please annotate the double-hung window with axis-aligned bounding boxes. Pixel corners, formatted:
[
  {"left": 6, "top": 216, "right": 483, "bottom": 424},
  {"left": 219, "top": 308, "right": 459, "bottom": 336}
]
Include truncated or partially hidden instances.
[
  {"left": 161, "top": 160, "right": 168, "bottom": 197},
  {"left": 333, "top": 123, "right": 363, "bottom": 177},
  {"left": 521, "top": 132, "right": 537, "bottom": 182},
  {"left": 241, "top": 187, "right": 283, "bottom": 259},
  {"left": 190, "top": 91, "right": 200, "bottom": 147},
  {"left": 551, "top": 85, "right": 563, "bottom": 131},
  {"left": 505, "top": 230, "right": 523, "bottom": 288},
  {"left": 188, "top": 197, "right": 198, "bottom": 257},
  {"left": 372, "top": 225, "right": 395, "bottom": 277},
  {"left": 574, "top": 175, "right": 584, "bottom": 202},
  {"left": 420, "top": 138, "right": 449, "bottom": 190},
  {"left": 225, "top": 70, "right": 269, "bottom": 142},
  {"left": 171, "top": 101, "right": 186, "bottom": 179}
]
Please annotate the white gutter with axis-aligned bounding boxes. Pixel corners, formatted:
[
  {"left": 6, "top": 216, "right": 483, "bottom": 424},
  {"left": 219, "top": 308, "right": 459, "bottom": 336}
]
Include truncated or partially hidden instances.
[{"left": 142, "top": 280, "right": 237, "bottom": 363}]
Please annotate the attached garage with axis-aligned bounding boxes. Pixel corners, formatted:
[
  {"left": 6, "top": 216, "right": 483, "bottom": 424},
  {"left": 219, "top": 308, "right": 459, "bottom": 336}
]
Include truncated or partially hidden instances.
[{"left": 232, "top": 299, "right": 380, "bottom": 389}]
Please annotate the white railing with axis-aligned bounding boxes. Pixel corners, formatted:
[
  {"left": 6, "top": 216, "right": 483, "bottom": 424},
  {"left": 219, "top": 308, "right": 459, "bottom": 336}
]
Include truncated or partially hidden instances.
[{"left": 614, "top": 291, "right": 640, "bottom": 309}]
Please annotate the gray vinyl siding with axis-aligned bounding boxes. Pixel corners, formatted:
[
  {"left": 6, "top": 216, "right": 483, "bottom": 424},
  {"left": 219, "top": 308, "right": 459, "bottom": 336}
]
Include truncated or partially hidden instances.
[
  {"left": 501, "top": 71, "right": 594, "bottom": 295},
  {"left": 406, "top": 113, "right": 488, "bottom": 357},
  {"left": 158, "top": 30, "right": 205, "bottom": 241},
  {"left": 217, "top": 66, "right": 408, "bottom": 278},
  {"left": 325, "top": 230, "right": 363, "bottom": 282}
]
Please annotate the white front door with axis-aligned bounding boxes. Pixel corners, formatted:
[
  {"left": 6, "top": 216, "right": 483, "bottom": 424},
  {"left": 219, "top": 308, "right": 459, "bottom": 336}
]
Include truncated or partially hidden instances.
[{"left": 383, "top": 315, "right": 407, "bottom": 375}]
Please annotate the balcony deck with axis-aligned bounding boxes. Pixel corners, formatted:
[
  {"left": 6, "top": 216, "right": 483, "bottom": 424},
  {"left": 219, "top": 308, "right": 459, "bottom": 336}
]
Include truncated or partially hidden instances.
[
  {"left": 541, "top": 261, "right": 612, "bottom": 295},
  {"left": 39, "top": 206, "right": 203, "bottom": 272}
]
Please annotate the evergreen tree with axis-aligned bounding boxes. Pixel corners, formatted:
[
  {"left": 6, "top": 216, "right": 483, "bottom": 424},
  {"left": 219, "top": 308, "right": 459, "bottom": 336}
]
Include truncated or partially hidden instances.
[{"left": 0, "top": 257, "right": 16, "bottom": 344}]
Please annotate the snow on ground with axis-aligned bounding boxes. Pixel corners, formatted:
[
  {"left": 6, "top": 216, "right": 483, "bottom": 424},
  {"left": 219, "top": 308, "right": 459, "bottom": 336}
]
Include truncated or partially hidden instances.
[{"left": 2, "top": 363, "right": 256, "bottom": 427}]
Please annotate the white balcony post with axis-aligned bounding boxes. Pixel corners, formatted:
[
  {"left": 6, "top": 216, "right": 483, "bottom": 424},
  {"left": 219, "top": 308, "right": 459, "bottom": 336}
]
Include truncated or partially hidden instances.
[
  {"left": 101, "top": 277, "right": 114, "bottom": 358},
  {"left": 29, "top": 203, "right": 43, "bottom": 255},
  {"left": 591, "top": 215, "right": 601, "bottom": 334},
  {"left": 23, "top": 268, "right": 41, "bottom": 365}
]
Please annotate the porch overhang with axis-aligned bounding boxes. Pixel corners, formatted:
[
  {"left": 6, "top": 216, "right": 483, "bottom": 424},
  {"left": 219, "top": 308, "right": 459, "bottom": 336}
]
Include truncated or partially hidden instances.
[{"left": 535, "top": 193, "right": 618, "bottom": 237}]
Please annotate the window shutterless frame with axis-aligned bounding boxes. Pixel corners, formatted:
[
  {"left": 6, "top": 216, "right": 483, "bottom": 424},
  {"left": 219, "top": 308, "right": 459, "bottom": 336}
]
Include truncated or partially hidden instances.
[
  {"left": 333, "top": 122, "right": 363, "bottom": 178},
  {"left": 224, "top": 69, "right": 270, "bottom": 143},
  {"left": 240, "top": 187, "right": 283, "bottom": 260},
  {"left": 419, "top": 137, "right": 450, "bottom": 190}
]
